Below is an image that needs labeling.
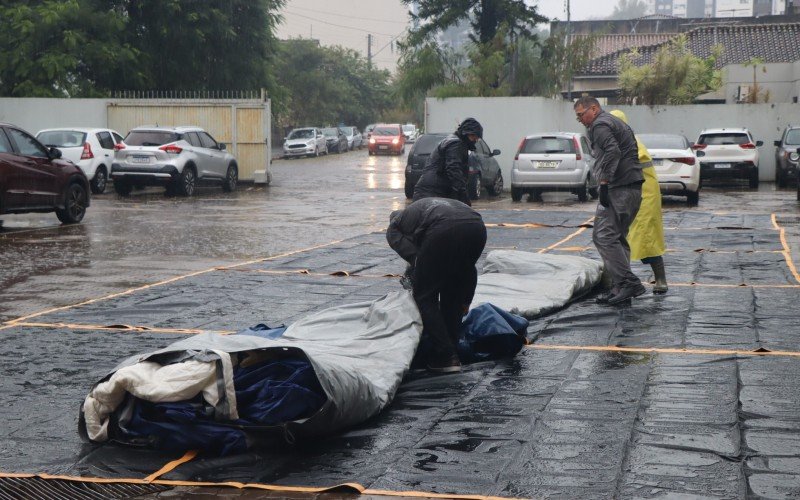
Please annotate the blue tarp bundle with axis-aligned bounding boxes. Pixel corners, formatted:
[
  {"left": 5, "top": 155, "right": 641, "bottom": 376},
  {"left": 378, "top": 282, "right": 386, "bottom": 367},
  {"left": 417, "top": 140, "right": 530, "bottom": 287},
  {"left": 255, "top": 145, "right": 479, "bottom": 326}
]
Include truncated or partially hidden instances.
[{"left": 458, "top": 303, "right": 528, "bottom": 363}]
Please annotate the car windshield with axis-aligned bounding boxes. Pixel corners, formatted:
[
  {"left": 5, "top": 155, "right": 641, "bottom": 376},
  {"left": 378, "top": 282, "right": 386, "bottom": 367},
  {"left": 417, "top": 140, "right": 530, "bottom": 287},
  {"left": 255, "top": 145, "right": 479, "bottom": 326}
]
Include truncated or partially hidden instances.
[
  {"left": 412, "top": 134, "right": 447, "bottom": 155},
  {"left": 373, "top": 126, "right": 400, "bottom": 136},
  {"left": 36, "top": 130, "right": 87, "bottom": 148},
  {"left": 698, "top": 133, "right": 749, "bottom": 145},
  {"left": 125, "top": 131, "right": 181, "bottom": 147},
  {"left": 402, "top": 125, "right": 415, "bottom": 132},
  {"left": 639, "top": 134, "right": 689, "bottom": 150},
  {"left": 365, "top": 124, "right": 376, "bottom": 132},
  {"left": 288, "top": 129, "right": 314, "bottom": 139},
  {"left": 521, "top": 137, "right": 576, "bottom": 154},
  {"left": 321, "top": 128, "right": 339, "bottom": 137},
  {"left": 785, "top": 129, "right": 800, "bottom": 145}
]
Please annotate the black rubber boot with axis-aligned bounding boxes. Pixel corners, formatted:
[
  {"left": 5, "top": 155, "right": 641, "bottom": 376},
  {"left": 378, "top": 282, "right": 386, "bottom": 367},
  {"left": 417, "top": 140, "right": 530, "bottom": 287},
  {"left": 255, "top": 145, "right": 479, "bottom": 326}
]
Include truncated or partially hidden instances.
[{"left": 651, "top": 257, "right": 668, "bottom": 294}]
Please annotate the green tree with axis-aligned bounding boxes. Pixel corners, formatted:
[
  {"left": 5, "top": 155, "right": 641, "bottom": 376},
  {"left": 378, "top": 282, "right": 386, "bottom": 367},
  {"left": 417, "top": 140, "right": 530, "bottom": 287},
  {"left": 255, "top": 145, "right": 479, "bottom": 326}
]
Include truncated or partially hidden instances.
[
  {"left": 511, "top": 31, "right": 598, "bottom": 97},
  {"left": 618, "top": 35, "right": 722, "bottom": 105},
  {"left": 402, "top": 0, "right": 546, "bottom": 46},
  {"left": 609, "top": 0, "right": 648, "bottom": 20}
]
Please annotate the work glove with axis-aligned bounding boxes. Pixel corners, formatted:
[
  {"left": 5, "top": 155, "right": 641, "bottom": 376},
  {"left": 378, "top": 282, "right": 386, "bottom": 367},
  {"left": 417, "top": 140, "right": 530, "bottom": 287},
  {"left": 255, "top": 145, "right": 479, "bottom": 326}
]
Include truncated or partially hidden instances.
[{"left": 599, "top": 184, "right": 610, "bottom": 208}]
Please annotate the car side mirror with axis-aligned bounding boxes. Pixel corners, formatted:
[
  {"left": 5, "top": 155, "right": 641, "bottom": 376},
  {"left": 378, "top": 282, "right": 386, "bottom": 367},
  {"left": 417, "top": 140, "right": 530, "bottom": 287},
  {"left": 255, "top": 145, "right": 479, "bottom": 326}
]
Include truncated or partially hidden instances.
[
  {"left": 492, "top": 149, "right": 501, "bottom": 156},
  {"left": 774, "top": 140, "right": 782, "bottom": 147},
  {"left": 48, "top": 147, "right": 62, "bottom": 159},
  {"left": 756, "top": 140, "right": 763, "bottom": 147},
  {"left": 218, "top": 143, "right": 226, "bottom": 150}
]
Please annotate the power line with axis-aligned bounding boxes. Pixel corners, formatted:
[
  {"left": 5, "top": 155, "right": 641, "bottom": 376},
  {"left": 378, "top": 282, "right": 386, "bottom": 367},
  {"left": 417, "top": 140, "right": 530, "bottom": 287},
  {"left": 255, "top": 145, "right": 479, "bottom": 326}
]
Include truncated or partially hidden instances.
[
  {"left": 285, "top": 4, "right": 409, "bottom": 25},
  {"left": 283, "top": 10, "right": 399, "bottom": 36}
]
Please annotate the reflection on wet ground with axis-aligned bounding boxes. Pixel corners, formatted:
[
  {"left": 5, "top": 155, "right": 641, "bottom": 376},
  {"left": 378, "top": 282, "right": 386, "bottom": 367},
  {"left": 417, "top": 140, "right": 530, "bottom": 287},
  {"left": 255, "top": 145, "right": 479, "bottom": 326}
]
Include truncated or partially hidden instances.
[{"left": 2, "top": 150, "right": 800, "bottom": 498}]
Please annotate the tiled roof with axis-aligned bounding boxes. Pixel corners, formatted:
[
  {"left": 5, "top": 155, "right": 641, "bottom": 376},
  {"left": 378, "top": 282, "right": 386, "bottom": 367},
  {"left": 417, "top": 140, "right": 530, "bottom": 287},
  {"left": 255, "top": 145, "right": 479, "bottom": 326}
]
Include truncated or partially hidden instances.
[
  {"left": 578, "top": 23, "right": 800, "bottom": 76},
  {"left": 572, "top": 33, "right": 677, "bottom": 58}
]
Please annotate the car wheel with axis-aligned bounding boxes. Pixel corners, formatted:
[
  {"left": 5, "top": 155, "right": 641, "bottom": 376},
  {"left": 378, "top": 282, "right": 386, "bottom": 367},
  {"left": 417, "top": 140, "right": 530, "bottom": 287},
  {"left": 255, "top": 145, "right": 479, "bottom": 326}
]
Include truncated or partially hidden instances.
[
  {"left": 176, "top": 166, "right": 196, "bottom": 196},
  {"left": 749, "top": 169, "right": 760, "bottom": 189},
  {"left": 687, "top": 190, "right": 700, "bottom": 206},
  {"left": 486, "top": 171, "right": 503, "bottom": 196},
  {"left": 511, "top": 186, "right": 523, "bottom": 202},
  {"left": 91, "top": 167, "right": 108, "bottom": 194},
  {"left": 113, "top": 179, "right": 132, "bottom": 196},
  {"left": 468, "top": 173, "right": 481, "bottom": 200},
  {"left": 223, "top": 164, "right": 238, "bottom": 192},
  {"left": 56, "top": 183, "right": 88, "bottom": 224},
  {"left": 577, "top": 179, "right": 589, "bottom": 202},
  {"left": 776, "top": 168, "right": 786, "bottom": 188}
]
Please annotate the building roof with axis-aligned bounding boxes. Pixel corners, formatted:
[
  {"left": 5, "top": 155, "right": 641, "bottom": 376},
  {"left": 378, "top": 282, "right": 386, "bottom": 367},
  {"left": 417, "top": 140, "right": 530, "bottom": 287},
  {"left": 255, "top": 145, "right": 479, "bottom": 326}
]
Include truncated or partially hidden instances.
[
  {"left": 578, "top": 22, "right": 800, "bottom": 76},
  {"left": 571, "top": 33, "right": 677, "bottom": 59}
]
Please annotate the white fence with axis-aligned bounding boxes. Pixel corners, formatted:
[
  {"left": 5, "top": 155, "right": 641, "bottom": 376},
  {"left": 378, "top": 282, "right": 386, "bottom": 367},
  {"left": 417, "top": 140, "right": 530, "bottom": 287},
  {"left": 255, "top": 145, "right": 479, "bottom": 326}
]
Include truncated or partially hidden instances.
[{"left": 425, "top": 97, "right": 800, "bottom": 186}]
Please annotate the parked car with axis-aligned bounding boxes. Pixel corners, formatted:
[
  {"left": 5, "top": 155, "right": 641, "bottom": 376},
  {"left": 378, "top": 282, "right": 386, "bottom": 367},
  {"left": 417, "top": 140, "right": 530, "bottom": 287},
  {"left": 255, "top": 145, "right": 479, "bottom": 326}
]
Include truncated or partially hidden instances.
[
  {"left": 402, "top": 124, "right": 419, "bottom": 143},
  {"left": 692, "top": 128, "right": 762, "bottom": 188},
  {"left": 638, "top": 134, "right": 700, "bottom": 206},
  {"left": 404, "top": 133, "right": 503, "bottom": 200},
  {"left": 362, "top": 124, "right": 376, "bottom": 144},
  {"left": 0, "top": 122, "right": 90, "bottom": 224},
  {"left": 321, "top": 127, "right": 348, "bottom": 154},
  {"left": 368, "top": 124, "right": 406, "bottom": 156},
  {"left": 111, "top": 125, "right": 238, "bottom": 197},
  {"left": 36, "top": 127, "right": 124, "bottom": 194},
  {"left": 283, "top": 127, "right": 327, "bottom": 158},
  {"left": 774, "top": 125, "right": 800, "bottom": 187},
  {"left": 342, "top": 126, "right": 363, "bottom": 150},
  {"left": 510, "top": 132, "right": 598, "bottom": 202}
]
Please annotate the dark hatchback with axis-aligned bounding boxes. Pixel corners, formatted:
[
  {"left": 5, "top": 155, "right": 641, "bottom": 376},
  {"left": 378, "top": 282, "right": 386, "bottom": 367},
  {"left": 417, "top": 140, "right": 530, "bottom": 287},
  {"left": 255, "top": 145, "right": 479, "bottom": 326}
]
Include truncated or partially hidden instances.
[
  {"left": 0, "top": 123, "right": 90, "bottom": 224},
  {"left": 404, "top": 133, "right": 503, "bottom": 200}
]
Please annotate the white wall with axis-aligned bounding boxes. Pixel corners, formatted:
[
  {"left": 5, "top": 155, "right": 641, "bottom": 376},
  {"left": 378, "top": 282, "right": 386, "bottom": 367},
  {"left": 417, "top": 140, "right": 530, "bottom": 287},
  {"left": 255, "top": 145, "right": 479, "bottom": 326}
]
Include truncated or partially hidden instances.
[
  {"left": 426, "top": 96, "right": 800, "bottom": 186},
  {"left": 722, "top": 63, "right": 799, "bottom": 104},
  {"left": 0, "top": 98, "right": 110, "bottom": 134}
]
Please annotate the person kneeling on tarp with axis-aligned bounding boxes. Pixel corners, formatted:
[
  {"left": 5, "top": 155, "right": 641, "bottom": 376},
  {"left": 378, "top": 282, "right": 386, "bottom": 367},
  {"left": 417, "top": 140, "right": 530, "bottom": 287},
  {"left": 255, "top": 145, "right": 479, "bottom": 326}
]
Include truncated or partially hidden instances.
[{"left": 386, "top": 197, "right": 487, "bottom": 373}]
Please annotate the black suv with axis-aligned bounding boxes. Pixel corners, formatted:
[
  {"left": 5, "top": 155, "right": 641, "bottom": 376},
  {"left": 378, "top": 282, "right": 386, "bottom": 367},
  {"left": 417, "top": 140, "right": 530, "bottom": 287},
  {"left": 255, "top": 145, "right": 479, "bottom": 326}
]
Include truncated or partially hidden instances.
[
  {"left": 774, "top": 125, "right": 800, "bottom": 188},
  {"left": 404, "top": 133, "right": 503, "bottom": 200}
]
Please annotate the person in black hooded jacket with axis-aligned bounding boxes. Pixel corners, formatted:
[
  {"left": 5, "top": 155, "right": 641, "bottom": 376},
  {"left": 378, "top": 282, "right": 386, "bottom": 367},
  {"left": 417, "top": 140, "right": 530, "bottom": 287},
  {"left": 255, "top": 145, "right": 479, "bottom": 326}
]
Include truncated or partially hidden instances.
[{"left": 412, "top": 118, "right": 483, "bottom": 206}]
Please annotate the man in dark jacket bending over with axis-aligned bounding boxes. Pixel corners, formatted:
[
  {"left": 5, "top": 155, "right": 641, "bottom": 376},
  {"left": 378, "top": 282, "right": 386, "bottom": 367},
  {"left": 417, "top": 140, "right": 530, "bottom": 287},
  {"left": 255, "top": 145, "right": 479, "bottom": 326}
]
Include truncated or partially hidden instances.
[
  {"left": 386, "top": 197, "right": 487, "bottom": 373},
  {"left": 574, "top": 96, "right": 645, "bottom": 305},
  {"left": 412, "top": 118, "right": 483, "bottom": 206}
]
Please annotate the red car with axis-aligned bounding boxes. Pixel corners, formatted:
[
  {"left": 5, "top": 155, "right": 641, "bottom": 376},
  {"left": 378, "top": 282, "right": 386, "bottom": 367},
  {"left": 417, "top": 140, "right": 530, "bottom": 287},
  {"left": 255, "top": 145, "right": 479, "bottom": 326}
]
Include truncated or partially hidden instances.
[
  {"left": 0, "top": 123, "right": 90, "bottom": 224},
  {"left": 368, "top": 124, "right": 406, "bottom": 156}
]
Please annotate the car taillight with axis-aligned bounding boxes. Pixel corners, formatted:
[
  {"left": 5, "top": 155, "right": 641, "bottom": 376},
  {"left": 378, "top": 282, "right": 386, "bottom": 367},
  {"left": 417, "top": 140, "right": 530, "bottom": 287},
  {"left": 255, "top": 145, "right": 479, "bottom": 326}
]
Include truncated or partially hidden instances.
[
  {"left": 669, "top": 157, "right": 696, "bottom": 165},
  {"left": 80, "top": 142, "right": 94, "bottom": 160},
  {"left": 691, "top": 143, "right": 706, "bottom": 150},
  {"left": 739, "top": 142, "right": 756, "bottom": 149},
  {"left": 159, "top": 143, "right": 183, "bottom": 154},
  {"left": 113, "top": 143, "right": 126, "bottom": 151},
  {"left": 573, "top": 136, "right": 581, "bottom": 160},
  {"left": 514, "top": 138, "right": 525, "bottom": 160}
]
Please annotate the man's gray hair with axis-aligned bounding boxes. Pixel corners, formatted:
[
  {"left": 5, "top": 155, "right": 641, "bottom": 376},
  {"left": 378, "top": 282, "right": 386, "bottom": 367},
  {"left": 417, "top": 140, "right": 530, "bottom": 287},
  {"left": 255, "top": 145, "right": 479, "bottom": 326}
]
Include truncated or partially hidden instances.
[{"left": 573, "top": 96, "right": 601, "bottom": 109}]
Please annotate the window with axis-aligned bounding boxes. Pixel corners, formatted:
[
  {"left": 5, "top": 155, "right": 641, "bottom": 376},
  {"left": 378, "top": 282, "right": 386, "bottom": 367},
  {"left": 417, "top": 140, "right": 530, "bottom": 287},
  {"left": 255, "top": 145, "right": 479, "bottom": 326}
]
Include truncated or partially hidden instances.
[
  {"left": 124, "top": 131, "right": 180, "bottom": 146},
  {"left": 785, "top": 129, "right": 800, "bottom": 145},
  {"left": 639, "top": 134, "right": 690, "bottom": 150},
  {"left": 412, "top": 134, "right": 447, "bottom": 155},
  {"left": 372, "top": 126, "right": 401, "bottom": 136},
  {"left": 185, "top": 132, "right": 202, "bottom": 147},
  {"left": 521, "top": 137, "right": 576, "bottom": 154},
  {"left": 113, "top": 132, "right": 124, "bottom": 144},
  {"left": 36, "top": 130, "right": 86, "bottom": 148},
  {"left": 288, "top": 129, "right": 315, "bottom": 140},
  {"left": 198, "top": 132, "right": 218, "bottom": 149},
  {"left": 697, "top": 133, "right": 749, "bottom": 145},
  {"left": 96, "top": 131, "right": 115, "bottom": 150},
  {"left": 7, "top": 127, "right": 48, "bottom": 158},
  {"left": 0, "top": 129, "right": 12, "bottom": 153}
]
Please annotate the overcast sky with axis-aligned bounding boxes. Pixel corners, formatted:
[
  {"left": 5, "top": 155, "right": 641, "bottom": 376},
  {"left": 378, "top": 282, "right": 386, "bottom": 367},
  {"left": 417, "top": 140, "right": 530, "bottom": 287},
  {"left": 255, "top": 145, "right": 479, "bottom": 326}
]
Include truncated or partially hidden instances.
[{"left": 276, "top": 0, "right": 613, "bottom": 72}]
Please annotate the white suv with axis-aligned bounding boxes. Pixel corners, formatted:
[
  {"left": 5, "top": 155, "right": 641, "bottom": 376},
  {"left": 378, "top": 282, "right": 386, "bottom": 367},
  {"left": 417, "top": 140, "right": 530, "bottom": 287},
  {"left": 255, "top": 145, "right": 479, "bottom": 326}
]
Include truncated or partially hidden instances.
[
  {"left": 112, "top": 126, "right": 238, "bottom": 196},
  {"left": 693, "top": 128, "right": 763, "bottom": 188},
  {"left": 36, "top": 128, "right": 124, "bottom": 194}
]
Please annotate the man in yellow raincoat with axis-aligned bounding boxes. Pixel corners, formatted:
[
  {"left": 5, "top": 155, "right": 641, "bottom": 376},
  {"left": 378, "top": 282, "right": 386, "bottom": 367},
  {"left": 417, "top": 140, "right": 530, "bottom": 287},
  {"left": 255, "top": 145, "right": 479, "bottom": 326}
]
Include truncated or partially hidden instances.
[{"left": 609, "top": 110, "right": 668, "bottom": 294}]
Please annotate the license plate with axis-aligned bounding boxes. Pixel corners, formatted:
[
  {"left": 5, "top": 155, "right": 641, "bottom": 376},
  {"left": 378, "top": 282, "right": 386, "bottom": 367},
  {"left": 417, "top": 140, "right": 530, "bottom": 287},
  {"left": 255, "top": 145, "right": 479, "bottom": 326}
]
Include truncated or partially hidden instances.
[
  {"left": 379, "top": 145, "right": 388, "bottom": 150},
  {"left": 715, "top": 163, "right": 732, "bottom": 169},
  {"left": 533, "top": 160, "right": 559, "bottom": 169},
  {"left": 130, "top": 155, "right": 150, "bottom": 164}
]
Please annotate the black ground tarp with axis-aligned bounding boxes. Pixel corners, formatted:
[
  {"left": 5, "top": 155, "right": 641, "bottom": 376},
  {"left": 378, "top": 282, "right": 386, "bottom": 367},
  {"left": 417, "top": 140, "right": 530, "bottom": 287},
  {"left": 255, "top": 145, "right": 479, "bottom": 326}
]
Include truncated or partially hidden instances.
[{"left": 2, "top": 209, "right": 800, "bottom": 498}]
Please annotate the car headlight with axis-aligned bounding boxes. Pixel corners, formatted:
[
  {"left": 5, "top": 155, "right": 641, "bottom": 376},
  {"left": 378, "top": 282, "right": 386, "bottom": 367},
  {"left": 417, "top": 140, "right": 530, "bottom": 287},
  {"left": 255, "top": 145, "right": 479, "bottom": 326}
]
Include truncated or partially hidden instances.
[
  {"left": 392, "top": 138, "right": 399, "bottom": 145},
  {"left": 369, "top": 138, "right": 376, "bottom": 144},
  {"left": 790, "top": 152, "right": 800, "bottom": 162},
  {"left": 307, "top": 142, "right": 315, "bottom": 147}
]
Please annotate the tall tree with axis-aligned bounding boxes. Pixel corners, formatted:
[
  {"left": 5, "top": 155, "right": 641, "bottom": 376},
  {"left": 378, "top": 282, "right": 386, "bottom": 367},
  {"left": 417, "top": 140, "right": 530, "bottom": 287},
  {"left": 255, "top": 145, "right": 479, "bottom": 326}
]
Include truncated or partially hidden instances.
[
  {"left": 617, "top": 35, "right": 722, "bottom": 105},
  {"left": 608, "top": 0, "right": 648, "bottom": 20},
  {"left": 402, "top": 0, "right": 546, "bottom": 46}
]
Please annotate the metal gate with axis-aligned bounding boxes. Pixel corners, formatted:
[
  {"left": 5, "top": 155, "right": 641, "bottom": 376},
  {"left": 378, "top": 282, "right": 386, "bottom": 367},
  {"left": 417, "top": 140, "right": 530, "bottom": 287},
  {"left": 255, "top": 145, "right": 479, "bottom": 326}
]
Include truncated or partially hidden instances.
[{"left": 107, "top": 91, "right": 271, "bottom": 183}]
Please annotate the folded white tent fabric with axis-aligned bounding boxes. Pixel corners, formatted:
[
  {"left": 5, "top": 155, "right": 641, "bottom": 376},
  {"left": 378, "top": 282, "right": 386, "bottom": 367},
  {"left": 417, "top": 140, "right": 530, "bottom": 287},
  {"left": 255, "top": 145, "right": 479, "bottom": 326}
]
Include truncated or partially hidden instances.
[
  {"left": 471, "top": 250, "right": 603, "bottom": 318},
  {"left": 80, "top": 290, "right": 423, "bottom": 444}
]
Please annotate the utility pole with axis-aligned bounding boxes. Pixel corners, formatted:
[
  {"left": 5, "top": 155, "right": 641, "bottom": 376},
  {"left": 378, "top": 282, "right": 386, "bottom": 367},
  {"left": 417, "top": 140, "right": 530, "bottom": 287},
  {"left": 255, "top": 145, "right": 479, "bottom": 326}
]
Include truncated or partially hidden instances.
[
  {"left": 566, "top": 0, "right": 573, "bottom": 101},
  {"left": 367, "top": 34, "right": 373, "bottom": 69}
]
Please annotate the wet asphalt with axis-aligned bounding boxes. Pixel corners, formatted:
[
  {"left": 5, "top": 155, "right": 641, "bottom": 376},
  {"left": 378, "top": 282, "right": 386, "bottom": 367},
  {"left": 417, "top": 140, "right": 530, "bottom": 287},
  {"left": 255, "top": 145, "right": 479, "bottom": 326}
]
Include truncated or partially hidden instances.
[{"left": 2, "top": 147, "right": 800, "bottom": 498}]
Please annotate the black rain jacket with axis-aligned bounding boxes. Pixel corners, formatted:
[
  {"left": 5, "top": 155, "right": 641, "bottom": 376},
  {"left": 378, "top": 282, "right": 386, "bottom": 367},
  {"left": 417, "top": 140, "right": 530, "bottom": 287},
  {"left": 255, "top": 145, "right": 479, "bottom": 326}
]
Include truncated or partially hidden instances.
[
  {"left": 588, "top": 111, "right": 643, "bottom": 188},
  {"left": 412, "top": 134, "right": 472, "bottom": 205}
]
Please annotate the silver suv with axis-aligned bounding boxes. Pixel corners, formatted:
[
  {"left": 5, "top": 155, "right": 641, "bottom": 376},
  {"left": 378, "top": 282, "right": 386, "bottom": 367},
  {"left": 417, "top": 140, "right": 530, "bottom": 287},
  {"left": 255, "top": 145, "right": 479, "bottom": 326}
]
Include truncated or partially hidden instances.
[{"left": 111, "top": 126, "right": 238, "bottom": 196}]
